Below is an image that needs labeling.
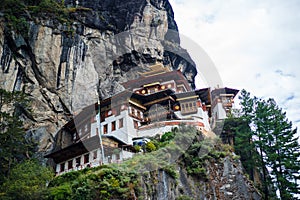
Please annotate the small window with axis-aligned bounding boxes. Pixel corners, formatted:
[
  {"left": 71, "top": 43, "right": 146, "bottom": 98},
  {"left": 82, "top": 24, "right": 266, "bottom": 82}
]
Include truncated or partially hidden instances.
[
  {"left": 84, "top": 154, "right": 89, "bottom": 164},
  {"left": 60, "top": 163, "right": 65, "bottom": 172},
  {"left": 119, "top": 118, "right": 124, "bottom": 128},
  {"left": 68, "top": 160, "right": 73, "bottom": 170},
  {"left": 181, "top": 104, "right": 185, "bottom": 111},
  {"left": 137, "top": 111, "right": 141, "bottom": 118},
  {"left": 103, "top": 124, "right": 108, "bottom": 134},
  {"left": 111, "top": 121, "right": 116, "bottom": 131}
]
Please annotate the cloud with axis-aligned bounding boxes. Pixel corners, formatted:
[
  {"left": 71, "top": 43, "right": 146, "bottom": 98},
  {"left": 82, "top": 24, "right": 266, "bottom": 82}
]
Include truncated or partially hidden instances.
[
  {"left": 285, "top": 95, "right": 295, "bottom": 102},
  {"left": 169, "top": 0, "right": 300, "bottom": 131},
  {"left": 275, "top": 69, "right": 296, "bottom": 78}
]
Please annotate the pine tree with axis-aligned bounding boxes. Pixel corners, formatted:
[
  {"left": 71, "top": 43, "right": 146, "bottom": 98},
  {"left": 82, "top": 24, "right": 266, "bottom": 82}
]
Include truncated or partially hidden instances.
[
  {"left": 253, "top": 99, "right": 276, "bottom": 199},
  {"left": 238, "top": 90, "right": 300, "bottom": 199},
  {"left": 236, "top": 90, "right": 259, "bottom": 181},
  {"left": 223, "top": 117, "right": 257, "bottom": 180},
  {"left": 257, "top": 99, "right": 300, "bottom": 199}
]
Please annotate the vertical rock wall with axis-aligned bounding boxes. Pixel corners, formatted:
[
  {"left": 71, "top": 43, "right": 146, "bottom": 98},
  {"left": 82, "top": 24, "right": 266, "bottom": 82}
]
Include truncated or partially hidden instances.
[
  {"left": 0, "top": 0, "right": 197, "bottom": 153},
  {"left": 139, "top": 157, "right": 261, "bottom": 200}
]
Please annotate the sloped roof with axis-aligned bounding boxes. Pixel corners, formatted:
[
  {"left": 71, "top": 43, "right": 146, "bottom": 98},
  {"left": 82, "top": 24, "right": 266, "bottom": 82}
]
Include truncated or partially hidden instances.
[
  {"left": 211, "top": 87, "right": 239, "bottom": 99},
  {"left": 121, "top": 70, "right": 191, "bottom": 91}
]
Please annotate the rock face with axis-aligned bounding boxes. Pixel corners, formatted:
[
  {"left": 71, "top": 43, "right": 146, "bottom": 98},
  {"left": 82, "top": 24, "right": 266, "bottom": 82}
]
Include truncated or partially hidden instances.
[
  {"left": 0, "top": 0, "right": 196, "bottom": 153},
  {"left": 140, "top": 157, "right": 261, "bottom": 200},
  {"left": 0, "top": 1, "right": 263, "bottom": 199}
]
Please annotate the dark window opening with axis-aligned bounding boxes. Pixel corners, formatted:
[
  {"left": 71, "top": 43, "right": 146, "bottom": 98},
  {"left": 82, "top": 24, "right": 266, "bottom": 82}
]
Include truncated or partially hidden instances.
[
  {"left": 76, "top": 157, "right": 81, "bottom": 167},
  {"left": 68, "top": 160, "right": 73, "bottom": 170},
  {"left": 112, "top": 121, "right": 116, "bottom": 131},
  {"left": 84, "top": 154, "right": 89, "bottom": 164},
  {"left": 60, "top": 163, "right": 65, "bottom": 172},
  {"left": 104, "top": 124, "right": 108, "bottom": 134}
]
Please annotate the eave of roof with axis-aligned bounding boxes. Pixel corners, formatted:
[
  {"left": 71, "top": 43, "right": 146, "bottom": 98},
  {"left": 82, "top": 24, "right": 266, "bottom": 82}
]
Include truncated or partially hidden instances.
[{"left": 45, "top": 136, "right": 100, "bottom": 163}]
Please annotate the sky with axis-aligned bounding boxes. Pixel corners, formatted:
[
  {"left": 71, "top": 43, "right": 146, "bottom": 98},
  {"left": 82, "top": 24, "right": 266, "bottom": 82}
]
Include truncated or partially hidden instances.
[{"left": 169, "top": 0, "right": 300, "bottom": 131}]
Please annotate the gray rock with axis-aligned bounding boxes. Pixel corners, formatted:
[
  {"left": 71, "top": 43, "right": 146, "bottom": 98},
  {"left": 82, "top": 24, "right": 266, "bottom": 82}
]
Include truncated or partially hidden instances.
[{"left": 0, "top": 0, "right": 196, "bottom": 155}]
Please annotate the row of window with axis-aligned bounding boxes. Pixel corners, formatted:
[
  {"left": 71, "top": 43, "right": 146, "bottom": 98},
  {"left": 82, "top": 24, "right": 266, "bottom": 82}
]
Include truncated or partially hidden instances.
[
  {"left": 59, "top": 151, "right": 98, "bottom": 172},
  {"left": 180, "top": 101, "right": 197, "bottom": 114},
  {"left": 129, "top": 107, "right": 143, "bottom": 119},
  {"left": 102, "top": 118, "right": 124, "bottom": 134}
]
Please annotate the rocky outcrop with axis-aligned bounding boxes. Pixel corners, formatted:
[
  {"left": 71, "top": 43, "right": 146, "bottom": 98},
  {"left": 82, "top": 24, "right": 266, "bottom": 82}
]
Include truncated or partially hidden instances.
[
  {"left": 140, "top": 157, "right": 261, "bottom": 200},
  {"left": 0, "top": 0, "right": 196, "bottom": 153}
]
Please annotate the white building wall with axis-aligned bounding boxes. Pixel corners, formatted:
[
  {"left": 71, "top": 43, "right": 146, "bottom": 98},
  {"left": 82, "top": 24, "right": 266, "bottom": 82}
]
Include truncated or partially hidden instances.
[
  {"left": 124, "top": 109, "right": 138, "bottom": 143},
  {"left": 89, "top": 110, "right": 131, "bottom": 144}
]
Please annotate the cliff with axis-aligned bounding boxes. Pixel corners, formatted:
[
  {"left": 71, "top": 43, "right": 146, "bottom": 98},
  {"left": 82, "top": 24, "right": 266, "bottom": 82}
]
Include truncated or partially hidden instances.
[
  {"left": 0, "top": 1, "right": 263, "bottom": 199},
  {"left": 46, "top": 129, "right": 262, "bottom": 200},
  {"left": 47, "top": 158, "right": 261, "bottom": 200},
  {"left": 0, "top": 0, "right": 196, "bottom": 153}
]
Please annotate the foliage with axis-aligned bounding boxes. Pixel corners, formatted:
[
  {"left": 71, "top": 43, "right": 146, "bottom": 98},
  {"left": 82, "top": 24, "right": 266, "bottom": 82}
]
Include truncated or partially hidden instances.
[
  {"left": 46, "top": 126, "right": 205, "bottom": 199},
  {"left": 0, "top": 89, "right": 36, "bottom": 184},
  {"left": 223, "top": 117, "right": 258, "bottom": 181},
  {"left": 236, "top": 89, "right": 300, "bottom": 199},
  {"left": 0, "top": 0, "right": 88, "bottom": 37},
  {"left": 0, "top": 159, "right": 54, "bottom": 200},
  {"left": 46, "top": 165, "right": 139, "bottom": 200},
  {"left": 133, "top": 145, "right": 141, "bottom": 152},
  {"left": 45, "top": 125, "right": 244, "bottom": 199},
  {"left": 162, "top": 165, "right": 178, "bottom": 179},
  {"left": 145, "top": 141, "right": 156, "bottom": 152},
  {"left": 182, "top": 136, "right": 231, "bottom": 180},
  {"left": 160, "top": 131, "right": 175, "bottom": 142}
]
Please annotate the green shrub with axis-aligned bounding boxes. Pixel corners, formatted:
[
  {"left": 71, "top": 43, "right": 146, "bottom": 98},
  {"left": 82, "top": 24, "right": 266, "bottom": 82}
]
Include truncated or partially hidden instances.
[
  {"left": 145, "top": 141, "right": 156, "bottom": 152},
  {"left": 134, "top": 145, "right": 142, "bottom": 152},
  {"left": 161, "top": 131, "right": 175, "bottom": 142},
  {"left": 163, "top": 165, "right": 178, "bottom": 179},
  {"left": 48, "top": 184, "right": 72, "bottom": 200}
]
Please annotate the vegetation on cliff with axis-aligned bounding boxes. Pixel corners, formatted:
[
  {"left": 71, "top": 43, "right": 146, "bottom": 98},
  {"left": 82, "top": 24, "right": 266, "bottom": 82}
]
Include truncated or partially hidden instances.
[
  {"left": 223, "top": 89, "right": 300, "bottom": 199},
  {"left": 0, "top": 0, "right": 90, "bottom": 37},
  {"left": 0, "top": 89, "right": 36, "bottom": 182},
  {"left": 1, "top": 86, "right": 299, "bottom": 199},
  {"left": 0, "top": 114, "right": 237, "bottom": 200},
  {"left": 0, "top": 89, "right": 54, "bottom": 199},
  {"left": 41, "top": 125, "right": 236, "bottom": 200}
]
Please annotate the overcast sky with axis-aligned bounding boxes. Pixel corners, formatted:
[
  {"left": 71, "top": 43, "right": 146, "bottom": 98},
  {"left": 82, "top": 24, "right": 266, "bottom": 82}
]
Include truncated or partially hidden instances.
[{"left": 169, "top": 0, "right": 300, "bottom": 131}]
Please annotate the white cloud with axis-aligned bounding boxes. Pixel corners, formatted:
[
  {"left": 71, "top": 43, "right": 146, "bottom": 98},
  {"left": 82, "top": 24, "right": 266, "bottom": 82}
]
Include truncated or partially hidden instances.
[{"left": 169, "top": 0, "right": 300, "bottom": 131}]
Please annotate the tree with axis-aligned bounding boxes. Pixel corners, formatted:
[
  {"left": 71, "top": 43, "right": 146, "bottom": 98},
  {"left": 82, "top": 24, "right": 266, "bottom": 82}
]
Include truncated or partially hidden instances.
[
  {"left": 0, "top": 89, "right": 36, "bottom": 184},
  {"left": 0, "top": 159, "right": 54, "bottom": 200},
  {"left": 254, "top": 99, "right": 300, "bottom": 199},
  {"left": 237, "top": 90, "right": 300, "bottom": 199},
  {"left": 223, "top": 117, "right": 257, "bottom": 181}
]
